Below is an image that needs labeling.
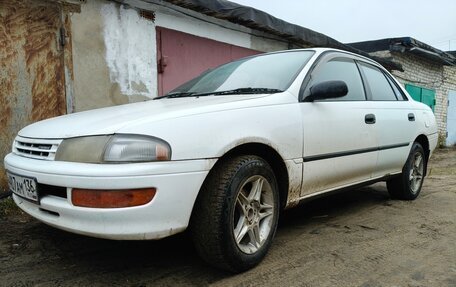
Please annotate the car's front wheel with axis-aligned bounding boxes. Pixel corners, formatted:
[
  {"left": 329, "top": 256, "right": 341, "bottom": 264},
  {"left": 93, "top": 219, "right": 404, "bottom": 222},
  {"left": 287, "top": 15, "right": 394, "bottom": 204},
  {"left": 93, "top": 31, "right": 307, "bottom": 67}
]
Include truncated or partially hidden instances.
[
  {"left": 387, "top": 142, "right": 426, "bottom": 200},
  {"left": 191, "top": 155, "right": 279, "bottom": 272}
]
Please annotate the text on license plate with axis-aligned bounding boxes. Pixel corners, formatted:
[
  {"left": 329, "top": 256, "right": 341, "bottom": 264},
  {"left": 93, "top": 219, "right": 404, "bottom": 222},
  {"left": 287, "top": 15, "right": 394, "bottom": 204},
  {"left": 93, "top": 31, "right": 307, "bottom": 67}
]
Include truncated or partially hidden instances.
[{"left": 7, "top": 172, "right": 38, "bottom": 202}]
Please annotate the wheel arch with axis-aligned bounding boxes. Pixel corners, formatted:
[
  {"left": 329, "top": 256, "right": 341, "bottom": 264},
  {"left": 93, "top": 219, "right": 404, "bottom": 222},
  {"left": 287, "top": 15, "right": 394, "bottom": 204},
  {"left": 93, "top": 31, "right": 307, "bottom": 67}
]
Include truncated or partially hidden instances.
[{"left": 200, "top": 142, "right": 290, "bottom": 211}]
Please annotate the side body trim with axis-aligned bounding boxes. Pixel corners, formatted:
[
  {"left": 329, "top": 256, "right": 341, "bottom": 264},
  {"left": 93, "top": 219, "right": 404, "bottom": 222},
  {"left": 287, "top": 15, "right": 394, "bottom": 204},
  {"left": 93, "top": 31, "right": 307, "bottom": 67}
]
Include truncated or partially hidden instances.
[{"left": 303, "top": 142, "right": 409, "bottom": 162}]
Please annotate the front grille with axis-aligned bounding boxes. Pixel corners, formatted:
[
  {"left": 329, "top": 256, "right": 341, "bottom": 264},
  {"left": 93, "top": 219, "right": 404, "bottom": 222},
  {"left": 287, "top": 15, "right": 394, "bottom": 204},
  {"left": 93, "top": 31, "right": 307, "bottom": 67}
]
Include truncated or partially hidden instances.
[{"left": 13, "top": 136, "right": 62, "bottom": 160}]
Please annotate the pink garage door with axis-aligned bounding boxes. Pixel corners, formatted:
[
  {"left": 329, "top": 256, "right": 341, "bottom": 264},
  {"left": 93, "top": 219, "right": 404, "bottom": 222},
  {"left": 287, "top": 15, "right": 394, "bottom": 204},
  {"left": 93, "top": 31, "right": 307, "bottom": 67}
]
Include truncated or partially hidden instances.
[{"left": 156, "top": 27, "right": 261, "bottom": 96}]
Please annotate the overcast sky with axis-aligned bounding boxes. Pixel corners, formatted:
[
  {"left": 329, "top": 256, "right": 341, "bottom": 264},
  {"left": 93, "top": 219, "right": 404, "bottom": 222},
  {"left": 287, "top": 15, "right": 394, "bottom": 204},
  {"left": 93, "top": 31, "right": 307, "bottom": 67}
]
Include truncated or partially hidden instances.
[{"left": 232, "top": 0, "right": 456, "bottom": 51}]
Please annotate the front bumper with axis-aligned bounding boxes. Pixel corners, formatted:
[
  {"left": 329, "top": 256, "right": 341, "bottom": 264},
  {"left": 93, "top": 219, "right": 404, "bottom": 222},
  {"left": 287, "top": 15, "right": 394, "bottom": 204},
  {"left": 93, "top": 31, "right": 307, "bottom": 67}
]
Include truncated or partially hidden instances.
[{"left": 5, "top": 153, "right": 216, "bottom": 240}]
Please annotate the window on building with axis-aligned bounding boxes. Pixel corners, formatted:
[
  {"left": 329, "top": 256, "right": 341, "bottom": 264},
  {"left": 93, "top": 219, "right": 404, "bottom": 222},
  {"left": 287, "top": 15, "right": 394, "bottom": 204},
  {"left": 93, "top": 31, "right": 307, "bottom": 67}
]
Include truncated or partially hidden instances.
[{"left": 405, "top": 84, "right": 436, "bottom": 112}]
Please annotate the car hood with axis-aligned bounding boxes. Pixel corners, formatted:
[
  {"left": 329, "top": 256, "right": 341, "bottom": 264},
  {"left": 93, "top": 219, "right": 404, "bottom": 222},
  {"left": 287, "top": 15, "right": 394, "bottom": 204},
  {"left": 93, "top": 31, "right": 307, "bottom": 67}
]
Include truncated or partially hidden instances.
[{"left": 19, "top": 94, "right": 287, "bottom": 139}]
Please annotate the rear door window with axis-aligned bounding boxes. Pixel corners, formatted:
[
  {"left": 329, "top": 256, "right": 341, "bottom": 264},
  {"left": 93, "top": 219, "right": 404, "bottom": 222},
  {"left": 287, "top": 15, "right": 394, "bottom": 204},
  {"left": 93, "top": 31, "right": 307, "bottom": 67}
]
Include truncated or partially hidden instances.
[
  {"left": 359, "top": 63, "right": 397, "bottom": 101},
  {"left": 386, "top": 76, "right": 407, "bottom": 101}
]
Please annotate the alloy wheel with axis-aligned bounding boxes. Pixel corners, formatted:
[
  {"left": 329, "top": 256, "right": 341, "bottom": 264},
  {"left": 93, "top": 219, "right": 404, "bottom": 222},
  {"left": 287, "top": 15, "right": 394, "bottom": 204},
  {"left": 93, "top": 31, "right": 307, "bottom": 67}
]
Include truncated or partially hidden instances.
[{"left": 233, "top": 175, "right": 275, "bottom": 254}]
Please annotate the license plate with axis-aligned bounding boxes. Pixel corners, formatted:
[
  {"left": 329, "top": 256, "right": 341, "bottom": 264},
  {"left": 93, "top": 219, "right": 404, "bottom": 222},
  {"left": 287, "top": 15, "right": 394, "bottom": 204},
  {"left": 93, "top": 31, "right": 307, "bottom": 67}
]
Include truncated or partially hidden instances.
[{"left": 7, "top": 172, "right": 39, "bottom": 203}]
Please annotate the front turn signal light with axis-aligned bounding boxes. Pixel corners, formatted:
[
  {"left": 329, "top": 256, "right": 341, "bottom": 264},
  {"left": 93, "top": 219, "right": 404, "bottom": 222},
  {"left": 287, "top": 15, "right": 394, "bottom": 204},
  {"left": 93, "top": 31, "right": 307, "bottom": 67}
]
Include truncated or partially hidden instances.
[{"left": 72, "top": 188, "right": 156, "bottom": 208}]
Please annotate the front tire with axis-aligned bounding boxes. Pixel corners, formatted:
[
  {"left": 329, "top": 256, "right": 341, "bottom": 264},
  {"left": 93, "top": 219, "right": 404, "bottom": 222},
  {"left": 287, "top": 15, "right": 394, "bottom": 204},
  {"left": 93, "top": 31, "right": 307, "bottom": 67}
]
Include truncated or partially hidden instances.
[
  {"left": 190, "top": 155, "right": 280, "bottom": 272},
  {"left": 387, "top": 142, "right": 426, "bottom": 200}
]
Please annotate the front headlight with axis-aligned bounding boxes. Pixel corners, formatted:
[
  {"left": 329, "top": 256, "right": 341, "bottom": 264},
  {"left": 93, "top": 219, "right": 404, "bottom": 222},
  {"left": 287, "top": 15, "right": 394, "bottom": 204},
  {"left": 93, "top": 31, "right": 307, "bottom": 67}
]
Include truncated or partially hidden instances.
[
  {"left": 104, "top": 134, "right": 171, "bottom": 162},
  {"left": 55, "top": 134, "right": 171, "bottom": 163}
]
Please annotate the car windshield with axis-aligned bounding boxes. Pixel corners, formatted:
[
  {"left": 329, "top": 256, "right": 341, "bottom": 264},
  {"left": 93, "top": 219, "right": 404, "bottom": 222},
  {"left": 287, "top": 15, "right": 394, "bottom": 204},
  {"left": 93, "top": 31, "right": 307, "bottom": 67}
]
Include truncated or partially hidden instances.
[{"left": 160, "top": 50, "right": 315, "bottom": 99}]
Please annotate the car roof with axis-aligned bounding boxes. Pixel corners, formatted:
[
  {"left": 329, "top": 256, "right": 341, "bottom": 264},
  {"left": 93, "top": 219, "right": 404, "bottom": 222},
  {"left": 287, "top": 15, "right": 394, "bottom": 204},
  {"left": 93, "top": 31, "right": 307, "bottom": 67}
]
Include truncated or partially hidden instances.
[{"left": 265, "top": 48, "right": 386, "bottom": 71}]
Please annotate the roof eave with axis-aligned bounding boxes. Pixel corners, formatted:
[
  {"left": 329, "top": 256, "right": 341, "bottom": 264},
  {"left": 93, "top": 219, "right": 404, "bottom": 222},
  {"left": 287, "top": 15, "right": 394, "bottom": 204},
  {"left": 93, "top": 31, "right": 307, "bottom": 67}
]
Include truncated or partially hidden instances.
[
  {"left": 350, "top": 37, "right": 456, "bottom": 66},
  {"left": 114, "top": 0, "right": 403, "bottom": 71}
]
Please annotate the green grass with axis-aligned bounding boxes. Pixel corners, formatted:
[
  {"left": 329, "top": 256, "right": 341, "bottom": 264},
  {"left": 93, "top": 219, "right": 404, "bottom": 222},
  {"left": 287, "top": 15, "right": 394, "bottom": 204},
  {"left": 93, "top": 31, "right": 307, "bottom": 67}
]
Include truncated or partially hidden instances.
[{"left": 0, "top": 196, "right": 21, "bottom": 217}]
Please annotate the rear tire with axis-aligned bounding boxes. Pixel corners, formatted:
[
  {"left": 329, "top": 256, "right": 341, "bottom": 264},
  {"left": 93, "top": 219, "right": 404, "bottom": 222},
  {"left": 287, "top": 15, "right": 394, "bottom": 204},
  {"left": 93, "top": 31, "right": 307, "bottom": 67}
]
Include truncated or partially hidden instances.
[
  {"left": 190, "top": 155, "right": 279, "bottom": 272},
  {"left": 387, "top": 142, "right": 426, "bottom": 200}
]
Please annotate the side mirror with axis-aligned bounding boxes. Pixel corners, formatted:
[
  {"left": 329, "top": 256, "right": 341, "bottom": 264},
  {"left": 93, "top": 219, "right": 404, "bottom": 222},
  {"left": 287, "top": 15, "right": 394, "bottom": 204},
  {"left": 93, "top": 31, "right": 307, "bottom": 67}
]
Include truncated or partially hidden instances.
[{"left": 307, "top": 80, "right": 348, "bottom": 101}]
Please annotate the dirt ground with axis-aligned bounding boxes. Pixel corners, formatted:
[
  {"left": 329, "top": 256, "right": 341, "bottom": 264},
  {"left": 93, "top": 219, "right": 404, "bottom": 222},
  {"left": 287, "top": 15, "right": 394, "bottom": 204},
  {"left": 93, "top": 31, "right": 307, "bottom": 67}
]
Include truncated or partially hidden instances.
[{"left": 0, "top": 148, "right": 455, "bottom": 287}]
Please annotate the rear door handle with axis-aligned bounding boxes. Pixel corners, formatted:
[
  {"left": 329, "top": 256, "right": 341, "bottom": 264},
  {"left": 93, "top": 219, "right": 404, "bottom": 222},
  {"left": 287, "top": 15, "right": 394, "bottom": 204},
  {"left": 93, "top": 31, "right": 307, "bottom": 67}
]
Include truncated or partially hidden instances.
[
  {"left": 408, "top": 113, "right": 415, "bottom": 121},
  {"left": 365, "top": 114, "right": 376, "bottom": 124}
]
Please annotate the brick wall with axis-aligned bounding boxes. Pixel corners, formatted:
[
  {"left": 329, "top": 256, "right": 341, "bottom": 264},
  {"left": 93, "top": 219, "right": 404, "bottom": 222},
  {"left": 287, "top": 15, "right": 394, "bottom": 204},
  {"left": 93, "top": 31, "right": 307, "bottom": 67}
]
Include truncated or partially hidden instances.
[{"left": 371, "top": 50, "right": 456, "bottom": 141}]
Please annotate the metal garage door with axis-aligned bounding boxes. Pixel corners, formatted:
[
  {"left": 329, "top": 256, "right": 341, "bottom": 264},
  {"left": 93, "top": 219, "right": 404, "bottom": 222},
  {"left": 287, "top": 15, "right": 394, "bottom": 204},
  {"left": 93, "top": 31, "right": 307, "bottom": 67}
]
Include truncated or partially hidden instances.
[
  {"left": 156, "top": 27, "right": 261, "bottom": 96},
  {"left": 447, "top": 90, "right": 456, "bottom": 146},
  {"left": 0, "top": 0, "right": 68, "bottom": 192},
  {"left": 405, "top": 84, "right": 436, "bottom": 112}
]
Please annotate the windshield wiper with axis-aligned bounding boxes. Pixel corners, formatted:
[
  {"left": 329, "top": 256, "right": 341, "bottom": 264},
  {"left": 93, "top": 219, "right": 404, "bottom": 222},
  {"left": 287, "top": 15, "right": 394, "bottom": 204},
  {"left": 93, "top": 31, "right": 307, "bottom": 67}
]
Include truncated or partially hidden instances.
[
  {"left": 197, "top": 87, "right": 283, "bottom": 97},
  {"left": 154, "top": 88, "right": 283, "bottom": 100},
  {"left": 154, "top": 92, "right": 196, "bottom": 100}
]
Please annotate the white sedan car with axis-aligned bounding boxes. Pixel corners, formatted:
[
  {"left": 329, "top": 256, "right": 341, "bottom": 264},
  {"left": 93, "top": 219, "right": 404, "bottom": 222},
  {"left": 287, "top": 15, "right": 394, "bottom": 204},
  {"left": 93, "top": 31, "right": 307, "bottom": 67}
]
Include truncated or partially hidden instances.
[{"left": 4, "top": 48, "right": 437, "bottom": 272}]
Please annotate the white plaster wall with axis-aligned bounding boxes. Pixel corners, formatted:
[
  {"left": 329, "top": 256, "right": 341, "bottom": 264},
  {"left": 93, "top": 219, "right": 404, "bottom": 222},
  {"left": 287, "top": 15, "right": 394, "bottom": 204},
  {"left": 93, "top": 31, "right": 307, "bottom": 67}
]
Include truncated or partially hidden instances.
[
  {"left": 101, "top": 3, "right": 157, "bottom": 99},
  {"left": 155, "top": 11, "right": 252, "bottom": 49},
  {"left": 71, "top": 0, "right": 128, "bottom": 112}
]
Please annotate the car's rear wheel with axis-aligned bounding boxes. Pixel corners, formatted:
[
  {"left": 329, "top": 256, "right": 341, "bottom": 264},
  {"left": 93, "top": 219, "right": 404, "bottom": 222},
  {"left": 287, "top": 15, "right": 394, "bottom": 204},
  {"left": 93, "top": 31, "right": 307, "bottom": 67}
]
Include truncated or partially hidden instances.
[
  {"left": 191, "top": 155, "right": 279, "bottom": 272},
  {"left": 387, "top": 142, "right": 426, "bottom": 200}
]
